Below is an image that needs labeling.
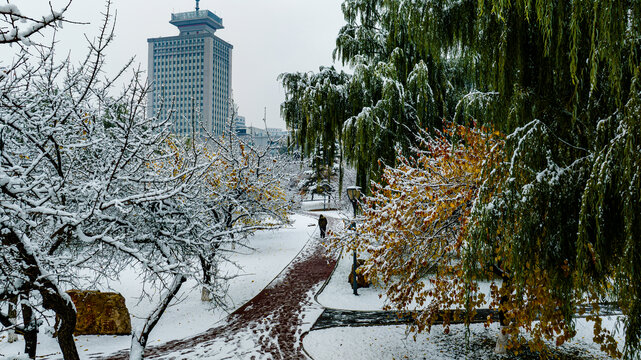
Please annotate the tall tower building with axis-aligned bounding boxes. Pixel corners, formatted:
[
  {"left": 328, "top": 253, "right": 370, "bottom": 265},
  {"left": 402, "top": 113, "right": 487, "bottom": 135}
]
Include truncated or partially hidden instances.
[{"left": 147, "top": 4, "right": 233, "bottom": 137}]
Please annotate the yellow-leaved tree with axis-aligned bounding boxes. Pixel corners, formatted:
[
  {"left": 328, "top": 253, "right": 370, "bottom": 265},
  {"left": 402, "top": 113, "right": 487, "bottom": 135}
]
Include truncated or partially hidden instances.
[
  {"left": 347, "top": 123, "right": 503, "bottom": 331},
  {"left": 344, "top": 121, "right": 622, "bottom": 358}
]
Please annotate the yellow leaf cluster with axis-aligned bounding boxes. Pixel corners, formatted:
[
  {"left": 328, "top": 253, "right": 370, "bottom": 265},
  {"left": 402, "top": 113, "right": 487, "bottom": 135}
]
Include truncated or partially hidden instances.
[{"left": 339, "top": 123, "right": 504, "bottom": 330}]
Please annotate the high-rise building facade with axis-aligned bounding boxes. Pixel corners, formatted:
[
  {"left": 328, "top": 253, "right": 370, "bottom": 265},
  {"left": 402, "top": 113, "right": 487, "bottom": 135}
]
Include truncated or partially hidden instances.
[{"left": 147, "top": 7, "right": 232, "bottom": 137}]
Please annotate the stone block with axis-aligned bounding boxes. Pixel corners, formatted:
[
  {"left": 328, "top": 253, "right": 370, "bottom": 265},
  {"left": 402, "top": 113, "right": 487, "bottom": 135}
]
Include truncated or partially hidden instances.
[{"left": 66, "top": 290, "right": 131, "bottom": 336}]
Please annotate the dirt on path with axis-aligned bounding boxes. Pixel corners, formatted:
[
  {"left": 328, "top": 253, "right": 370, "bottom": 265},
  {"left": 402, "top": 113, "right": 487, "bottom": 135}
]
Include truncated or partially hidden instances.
[{"left": 102, "top": 218, "right": 339, "bottom": 360}]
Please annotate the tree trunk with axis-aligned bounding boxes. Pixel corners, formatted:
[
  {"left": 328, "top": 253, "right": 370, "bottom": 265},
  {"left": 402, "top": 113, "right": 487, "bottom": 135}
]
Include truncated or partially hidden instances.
[
  {"left": 129, "top": 274, "right": 186, "bottom": 360},
  {"left": 199, "top": 255, "right": 212, "bottom": 284},
  {"left": 7, "top": 295, "right": 18, "bottom": 343},
  {"left": 199, "top": 255, "right": 212, "bottom": 301},
  {"left": 2, "top": 231, "right": 79, "bottom": 360},
  {"left": 22, "top": 299, "right": 38, "bottom": 359},
  {"left": 493, "top": 263, "right": 510, "bottom": 354},
  {"left": 495, "top": 325, "right": 508, "bottom": 354},
  {"left": 201, "top": 287, "right": 212, "bottom": 302},
  {"left": 226, "top": 213, "right": 235, "bottom": 250},
  {"left": 43, "top": 290, "right": 79, "bottom": 360}
]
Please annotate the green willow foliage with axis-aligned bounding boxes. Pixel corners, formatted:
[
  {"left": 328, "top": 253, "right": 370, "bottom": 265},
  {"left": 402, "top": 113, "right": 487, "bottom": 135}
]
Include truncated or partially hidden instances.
[
  {"left": 279, "top": 67, "right": 350, "bottom": 187},
  {"left": 280, "top": 1, "right": 463, "bottom": 190},
  {"left": 462, "top": 1, "right": 641, "bottom": 357},
  {"left": 282, "top": 0, "right": 640, "bottom": 356}
]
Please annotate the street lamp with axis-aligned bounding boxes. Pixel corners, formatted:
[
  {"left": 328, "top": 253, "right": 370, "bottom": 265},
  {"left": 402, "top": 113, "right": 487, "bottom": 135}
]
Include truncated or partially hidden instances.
[
  {"left": 346, "top": 186, "right": 361, "bottom": 216},
  {"left": 346, "top": 186, "right": 361, "bottom": 296}
]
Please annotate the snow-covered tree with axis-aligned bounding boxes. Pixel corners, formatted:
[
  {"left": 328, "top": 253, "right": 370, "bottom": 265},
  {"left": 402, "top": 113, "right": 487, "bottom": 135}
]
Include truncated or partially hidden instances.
[
  {"left": 176, "top": 109, "right": 292, "bottom": 301},
  {"left": 280, "top": 0, "right": 467, "bottom": 191},
  {"left": 0, "top": 2, "right": 292, "bottom": 359},
  {"left": 0, "top": 4, "right": 72, "bottom": 357},
  {"left": 0, "top": 1, "right": 69, "bottom": 45},
  {"left": 279, "top": 68, "right": 351, "bottom": 194},
  {"left": 0, "top": 13, "right": 205, "bottom": 355},
  {"left": 453, "top": 1, "right": 641, "bottom": 358}
]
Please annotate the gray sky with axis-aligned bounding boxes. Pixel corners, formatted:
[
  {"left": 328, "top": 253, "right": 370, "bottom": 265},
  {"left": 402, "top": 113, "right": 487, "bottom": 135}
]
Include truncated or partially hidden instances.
[{"left": 4, "top": 0, "right": 347, "bottom": 129}]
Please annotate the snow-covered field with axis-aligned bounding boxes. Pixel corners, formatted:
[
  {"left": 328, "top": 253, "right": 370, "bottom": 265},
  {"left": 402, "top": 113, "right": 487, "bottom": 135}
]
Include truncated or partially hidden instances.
[
  {"left": 0, "top": 214, "right": 317, "bottom": 359},
  {"left": 316, "top": 251, "right": 389, "bottom": 310},
  {"left": 299, "top": 195, "right": 359, "bottom": 215},
  {"left": 314, "top": 252, "right": 624, "bottom": 359}
]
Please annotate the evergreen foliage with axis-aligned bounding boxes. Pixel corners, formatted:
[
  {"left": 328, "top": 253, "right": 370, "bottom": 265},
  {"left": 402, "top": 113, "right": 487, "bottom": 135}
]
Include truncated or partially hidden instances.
[{"left": 279, "top": 68, "right": 350, "bottom": 191}]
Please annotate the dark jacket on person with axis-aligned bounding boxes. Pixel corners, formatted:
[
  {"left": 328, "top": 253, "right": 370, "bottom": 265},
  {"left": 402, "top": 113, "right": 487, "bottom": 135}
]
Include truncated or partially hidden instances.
[
  {"left": 318, "top": 215, "right": 328, "bottom": 238},
  {"left": 318, "top": 215, "right": 328, "bottom": 229}
]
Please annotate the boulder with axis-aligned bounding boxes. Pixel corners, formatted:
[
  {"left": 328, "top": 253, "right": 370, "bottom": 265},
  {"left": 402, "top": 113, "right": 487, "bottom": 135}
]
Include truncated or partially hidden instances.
[
  {"left": 347, "top": 259, "right": 371, "bottom": 288},
  {"left": 66, "top": 290, "right": 131, "bottom": 335}
]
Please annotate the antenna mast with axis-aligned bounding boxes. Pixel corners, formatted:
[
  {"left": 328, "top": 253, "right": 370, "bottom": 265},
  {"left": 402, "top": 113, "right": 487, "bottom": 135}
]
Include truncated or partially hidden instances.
[
  {"left": 195, "top": 0, "right": 200, "bottom": 11},
  {"left": 263, "top": 107, "right": 267, "bottom": 129}
]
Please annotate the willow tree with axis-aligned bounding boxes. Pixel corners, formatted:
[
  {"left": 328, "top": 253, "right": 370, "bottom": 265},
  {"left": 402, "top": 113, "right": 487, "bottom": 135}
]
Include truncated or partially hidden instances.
[
  {"left": 280, "top": 1, "right": 459, "bottom": 190},
  {"left": 279, "top": 67, "right": 351, "bottom": 191},
  {"left": 333, "top": 1, "right": 641, "bottom": 356},
  {"left": 453, "top": 1, "right": 641, "bottom": 358}
]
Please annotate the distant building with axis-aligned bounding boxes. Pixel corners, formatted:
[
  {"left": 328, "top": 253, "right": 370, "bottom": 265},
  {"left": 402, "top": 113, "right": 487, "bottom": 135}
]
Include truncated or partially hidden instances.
[
  {"left": 266, "top": 128, "right": 289, "bottom": 138},
  {"left": 234, "top": 115, "right": 246, "bottom": 135},
  {"left": 243, "top": 126, "right": 288, "bottom": 150},
  {"left": 147, "top": 4, "right": 232, "bottom": 137},
  {"left": 245, "top": 126, "right": 268, "bottom": 138}
]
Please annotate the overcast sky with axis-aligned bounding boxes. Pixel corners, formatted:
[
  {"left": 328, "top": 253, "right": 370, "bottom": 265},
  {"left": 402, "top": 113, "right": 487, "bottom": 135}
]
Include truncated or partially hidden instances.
[{"left": 4, "top": 0, "right": 347, "bottom": 129}]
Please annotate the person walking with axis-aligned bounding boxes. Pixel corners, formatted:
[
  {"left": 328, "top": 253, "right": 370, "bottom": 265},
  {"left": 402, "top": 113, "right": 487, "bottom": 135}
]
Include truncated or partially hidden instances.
[{"left": 318, "top": 214, "right": 328, "bottom": 238}]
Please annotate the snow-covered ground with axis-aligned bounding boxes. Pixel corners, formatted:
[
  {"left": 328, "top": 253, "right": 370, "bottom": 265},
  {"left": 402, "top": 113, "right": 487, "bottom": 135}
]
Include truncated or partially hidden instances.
[
  {"left": 304, "top": 317, "right": 623, "bottom": 360},
  {"left": 317, "top": 252, "right": 495, "bottom": 311},
  {"left": 0, "top": 214, "right": 317, "bottom": 359},
  {"left": 300, "top": 197, "right": 343, "bottom": 212},
  {"left": 316, "top": 251, "right": 388, "bottom": 310},
  {"left": 314, "top": 210, "right": 349, "bottom": 220},
  {"left": 300, "top": 196, "right": 352, "bottom": 214},
  {"left": 0, "top": 212, "right": 627, "bottom": 360},
  {"left": 313, "top": 252, "right": 624, "bottom": 359}
]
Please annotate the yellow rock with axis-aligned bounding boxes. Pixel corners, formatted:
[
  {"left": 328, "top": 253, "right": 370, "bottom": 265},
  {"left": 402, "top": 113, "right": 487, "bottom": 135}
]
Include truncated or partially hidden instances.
[{"left": 66, "top": 290, "right": 131, "bottom": 336}]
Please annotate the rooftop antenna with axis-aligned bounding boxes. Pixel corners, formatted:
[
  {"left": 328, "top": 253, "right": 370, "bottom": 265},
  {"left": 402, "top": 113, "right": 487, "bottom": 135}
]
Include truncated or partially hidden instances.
[
  {"left": 263, "top": 107, "right": 267, "bottom": 129},
  {"left": 195, "top": 0, "right": 200, "bottom": 11}
]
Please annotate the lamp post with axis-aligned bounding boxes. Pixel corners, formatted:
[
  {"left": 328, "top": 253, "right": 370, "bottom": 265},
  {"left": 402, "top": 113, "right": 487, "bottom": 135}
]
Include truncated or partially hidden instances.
[{"left": 346, "top": 186, "right": 361, "bottom": 296}]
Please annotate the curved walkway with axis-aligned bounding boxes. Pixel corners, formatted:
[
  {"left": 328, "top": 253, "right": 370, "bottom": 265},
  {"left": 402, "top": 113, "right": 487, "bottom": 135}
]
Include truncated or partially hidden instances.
[{"left": 103, "top": 214, "right": 338, "bottom": 359}]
